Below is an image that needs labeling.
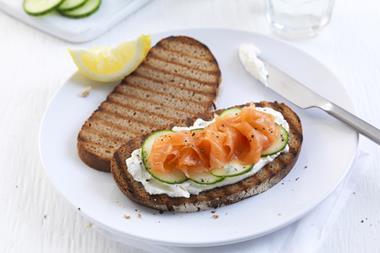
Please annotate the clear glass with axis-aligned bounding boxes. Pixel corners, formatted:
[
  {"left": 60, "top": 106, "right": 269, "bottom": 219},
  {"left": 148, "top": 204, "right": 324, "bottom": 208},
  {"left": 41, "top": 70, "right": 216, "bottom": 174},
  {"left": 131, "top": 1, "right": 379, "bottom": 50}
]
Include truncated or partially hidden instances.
[{"left": 266, "top": 0, "right": 335, "bottom": 40}]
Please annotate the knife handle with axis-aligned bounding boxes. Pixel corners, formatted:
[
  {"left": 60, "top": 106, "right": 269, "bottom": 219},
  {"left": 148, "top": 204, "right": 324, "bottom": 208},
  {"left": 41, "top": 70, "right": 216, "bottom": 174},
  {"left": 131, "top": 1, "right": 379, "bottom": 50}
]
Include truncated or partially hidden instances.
[{"left": 321, "top": 102, "right": 380, "bottom": 145}]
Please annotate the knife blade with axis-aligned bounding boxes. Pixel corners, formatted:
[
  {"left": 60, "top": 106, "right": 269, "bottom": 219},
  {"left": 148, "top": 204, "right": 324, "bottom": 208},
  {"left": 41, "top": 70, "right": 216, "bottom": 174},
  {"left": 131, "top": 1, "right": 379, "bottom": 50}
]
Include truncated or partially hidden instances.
[{"left": 261, "top": 61, "right": 380, "bottom": 145}]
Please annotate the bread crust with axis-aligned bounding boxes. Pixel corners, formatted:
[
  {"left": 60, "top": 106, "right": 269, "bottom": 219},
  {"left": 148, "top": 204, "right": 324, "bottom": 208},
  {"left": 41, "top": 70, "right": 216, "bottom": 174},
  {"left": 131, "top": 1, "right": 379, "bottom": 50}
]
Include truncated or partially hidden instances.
[
  {"left": 111, "top": 101, "right": 303, "bottom": 212},
  {"left": 77, "top": 36, "right": 221, "bottom": 172}
]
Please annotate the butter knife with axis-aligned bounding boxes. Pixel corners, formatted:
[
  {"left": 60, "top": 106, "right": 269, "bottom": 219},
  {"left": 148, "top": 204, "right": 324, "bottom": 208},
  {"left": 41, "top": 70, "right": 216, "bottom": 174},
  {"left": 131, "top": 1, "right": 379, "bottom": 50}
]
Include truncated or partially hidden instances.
[{"left": 262, "top": 61, "right": 380, "bottom": 145}]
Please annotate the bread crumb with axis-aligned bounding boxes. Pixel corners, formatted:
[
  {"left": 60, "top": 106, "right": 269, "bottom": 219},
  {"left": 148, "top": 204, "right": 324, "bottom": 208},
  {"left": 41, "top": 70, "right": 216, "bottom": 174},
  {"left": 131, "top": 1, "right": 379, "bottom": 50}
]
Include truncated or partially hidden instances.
[
  {"left": 79, "top": 86, "right": 92, "bottom": 97},
  {"left": 295, "top": 177, "right": 300, "bottom": 181},
  {"left": 211, "top": 210, "right": 216, "bottom": 214},
  {"left": 137, "top": 213, "right": 142, "bottom": 219},
  {"left": 212, "top": 214, "right": 219, "bottom": 219},
  {"left": 124, "top": 214, "right": 131, "bottom": 219}
]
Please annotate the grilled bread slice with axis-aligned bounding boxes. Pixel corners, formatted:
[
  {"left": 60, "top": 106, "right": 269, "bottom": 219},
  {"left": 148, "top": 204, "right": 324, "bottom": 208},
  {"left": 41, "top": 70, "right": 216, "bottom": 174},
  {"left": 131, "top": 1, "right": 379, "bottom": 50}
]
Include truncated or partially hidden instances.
[
  {"left": 111, "top": 101, "right": 303, "bottom": 212},
  {"left": 78, "top": 36, "right": 221, "bottom": 172}
]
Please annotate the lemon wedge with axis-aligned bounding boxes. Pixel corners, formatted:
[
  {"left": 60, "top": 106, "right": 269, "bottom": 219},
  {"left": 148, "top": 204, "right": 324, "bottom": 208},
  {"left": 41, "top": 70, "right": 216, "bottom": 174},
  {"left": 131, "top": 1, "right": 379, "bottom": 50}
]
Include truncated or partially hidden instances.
[{"left": 69, "top": 34, "right": 151, "bottom": 82}]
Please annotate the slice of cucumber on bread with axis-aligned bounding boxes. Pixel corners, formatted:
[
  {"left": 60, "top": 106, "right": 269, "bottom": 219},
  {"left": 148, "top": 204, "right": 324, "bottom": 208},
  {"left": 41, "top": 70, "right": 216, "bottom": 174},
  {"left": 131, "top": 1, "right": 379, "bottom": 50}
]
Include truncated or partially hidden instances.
[
  {"left": 111, "top": 101, "right": 303, "bottom": 212},
  {"left": 77, "top": 36, "right": 221, "bottom": 172}
]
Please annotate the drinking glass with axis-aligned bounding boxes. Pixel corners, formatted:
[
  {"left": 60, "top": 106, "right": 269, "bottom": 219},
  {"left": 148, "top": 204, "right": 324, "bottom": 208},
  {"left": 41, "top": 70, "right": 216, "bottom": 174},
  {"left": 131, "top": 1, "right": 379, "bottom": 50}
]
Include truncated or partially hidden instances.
[{"left": 266, "top": 0, "right": 335, "bottom": 39}]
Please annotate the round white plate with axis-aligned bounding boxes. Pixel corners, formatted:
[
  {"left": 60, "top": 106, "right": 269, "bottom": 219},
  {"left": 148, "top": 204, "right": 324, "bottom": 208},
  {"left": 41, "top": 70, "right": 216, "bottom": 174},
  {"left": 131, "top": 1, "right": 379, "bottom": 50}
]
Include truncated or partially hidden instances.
[{"left": 39, "top": 29, "right": 358, "bottom": 247}]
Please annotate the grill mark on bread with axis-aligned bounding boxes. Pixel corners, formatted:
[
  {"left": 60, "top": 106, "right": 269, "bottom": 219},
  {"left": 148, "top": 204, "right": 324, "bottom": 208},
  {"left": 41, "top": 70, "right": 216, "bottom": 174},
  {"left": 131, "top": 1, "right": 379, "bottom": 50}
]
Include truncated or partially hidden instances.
[
  {"left": 111, "top": 102, "right": 302, "bottom": 212},
  {"left": 95, "top": 107, "right": 167, "bottom": 129},
  {"left": 100, "top": 102, "right": 173, "bottom": 127},
  {"left": 107, "top": 94, "right": 191, "bottom": 121},
  {"left": 90, "top": 115, "right": 141, "bottom": 135},
  {"left": 150, "top": 46, "right": 218, "bottom": 71},
  {"left": 110, "top": 92, "right": 198, "bottom": 118},
  {"left": 134, "top": 66, "right": 217, "bottom": 92},
  {"left": 148, "top": 53, "right": 219, "bottom": 74},
  {"left": 143, "top": 59, "right": 219, "bottom": 83},
  {"left": 123, "top": 80, "right": 211, "bottom": 105},
  {"left": 114, "top": 85, "right": 207, "bottom": 113},
  {"left": 79, "top": 129, "right": 122, "bottom": 149},
  {"left": 128, "top": 73, "right": 216, "bottom": 95},
  {"left": 156, "top": 44, "right": 215, "bottom": 62},
  {"left": 140, "top": 64, "right": 217, "bottom": 85},
  {"left": 85, "top": 119, "right": 137, "bottom": 140},
  {"left": 158, "top": 39, "right": 214, "bottom": 60},
  {"left": 92, "top": 111, "right": 152, "bottom": 135},
  {"left": 79, "top": 141, "right": 114, "bottom": 158},
  {"left": 80, "top": 127, "right": 125, "bottom": 144}
]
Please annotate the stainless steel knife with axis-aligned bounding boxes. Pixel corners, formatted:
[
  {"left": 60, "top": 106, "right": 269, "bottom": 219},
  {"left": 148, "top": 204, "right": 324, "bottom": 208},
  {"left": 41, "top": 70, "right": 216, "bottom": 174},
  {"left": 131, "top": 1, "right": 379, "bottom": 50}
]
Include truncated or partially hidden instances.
[{"left": 263, "top": 61, "right": 380, "bottom": 145}]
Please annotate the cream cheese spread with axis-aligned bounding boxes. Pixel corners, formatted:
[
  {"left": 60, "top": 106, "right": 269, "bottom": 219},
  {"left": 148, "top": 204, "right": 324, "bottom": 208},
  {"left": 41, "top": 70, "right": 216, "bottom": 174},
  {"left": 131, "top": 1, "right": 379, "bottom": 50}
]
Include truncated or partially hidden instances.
[{"left": 239, "top": 43, "right": 268, "bottom": 85}]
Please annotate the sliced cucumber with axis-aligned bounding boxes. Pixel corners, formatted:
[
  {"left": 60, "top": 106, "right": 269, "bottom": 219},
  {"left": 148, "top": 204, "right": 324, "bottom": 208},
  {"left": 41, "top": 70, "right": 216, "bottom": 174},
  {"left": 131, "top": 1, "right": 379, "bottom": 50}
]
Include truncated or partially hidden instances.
[
  {"left": 147, "top": 167, "right": 189, "bottom": 185},
  {"left": 261, "top": 125, "right": 289, "bottom": 156},
  {"left": 142, "top": 130, "right": 173, "bottom": 155},
  {"left": 211, "top": 162, "right": 253, "bottom": 177},
  {"left": 58, "top": 0, "right": 101, "bottom": 18},
  {"left": 23, "top": 0, "right": 64, "bottom": 16},
  {"left": 141, "top": 130, "right": 188, "bottom": 184},
  {"left": 219, "top": 107, "right": 241, "bottom": 118},
  {"left": 187, "top": 171, "right": 224, "bottom": 185},
  {"left": 58, "top": 0, "right": 88, "bottom": 11}
]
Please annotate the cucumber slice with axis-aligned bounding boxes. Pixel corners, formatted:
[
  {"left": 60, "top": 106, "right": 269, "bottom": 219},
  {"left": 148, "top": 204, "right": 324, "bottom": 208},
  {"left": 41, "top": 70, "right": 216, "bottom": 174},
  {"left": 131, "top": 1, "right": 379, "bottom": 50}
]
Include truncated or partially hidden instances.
[
  {"left": 219, "top": 107, "right": 241, "bottom": 118},
  {"left": 23, "top": 0, "right": 64, "bottom": 16},
  {"left": 58, "top": 0, "right": 88, "bottom": 11},
  {"left": 187, "top": 171, "right": 224, "bottom": 185},
  {"left": 141, "top": 130, "right": 188, "bottom": 184},
  {"left": 58, "top": 0, "right": 101, "bottom": 18},
  {"left": 261, "top": 125, "right": 289, "bottom": 156},
  {"left": 211, "top": 162, "right": 253, "bottom": 177},
  {"left": 147, "top": 167, "right": 189, "bottom": 185}
]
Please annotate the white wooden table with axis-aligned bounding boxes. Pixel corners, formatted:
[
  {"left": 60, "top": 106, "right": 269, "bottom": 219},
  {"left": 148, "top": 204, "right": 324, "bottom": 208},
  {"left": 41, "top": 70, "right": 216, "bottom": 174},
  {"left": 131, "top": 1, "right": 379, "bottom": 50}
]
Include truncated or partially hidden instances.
[{"left": 1, "top": 0, "right": 379, "bottom": 252}]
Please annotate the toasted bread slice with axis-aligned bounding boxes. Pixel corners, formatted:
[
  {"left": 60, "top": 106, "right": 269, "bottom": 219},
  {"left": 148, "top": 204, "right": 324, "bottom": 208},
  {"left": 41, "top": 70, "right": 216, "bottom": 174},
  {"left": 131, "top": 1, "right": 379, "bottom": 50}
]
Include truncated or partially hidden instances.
[
  {"left": 78, "top": 36, "right": 221, "bottom": 172},
  {"left": 111, "top": 101, "right": 303, "bottom": 212}
]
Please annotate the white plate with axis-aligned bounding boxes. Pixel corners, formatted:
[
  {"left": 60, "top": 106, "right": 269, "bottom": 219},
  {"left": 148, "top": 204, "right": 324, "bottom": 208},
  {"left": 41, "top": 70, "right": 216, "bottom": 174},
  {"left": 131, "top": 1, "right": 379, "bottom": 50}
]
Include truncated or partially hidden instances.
[{"left": 39, "top": 29, "right": 358, "bottom": 247}]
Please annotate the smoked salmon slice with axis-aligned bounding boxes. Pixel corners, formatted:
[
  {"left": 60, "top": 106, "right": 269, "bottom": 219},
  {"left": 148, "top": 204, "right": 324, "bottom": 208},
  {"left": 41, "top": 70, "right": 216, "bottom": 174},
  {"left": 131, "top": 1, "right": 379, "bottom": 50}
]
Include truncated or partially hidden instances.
[{"left": 148, "top": 104, "right": 279, "bottom": 174}]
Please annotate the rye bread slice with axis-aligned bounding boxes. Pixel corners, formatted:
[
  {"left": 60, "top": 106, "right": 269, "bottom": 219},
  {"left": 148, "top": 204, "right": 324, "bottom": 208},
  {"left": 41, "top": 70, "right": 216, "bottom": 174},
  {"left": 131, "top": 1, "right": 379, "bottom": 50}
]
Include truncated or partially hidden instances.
[
  {"left": 78, "top": 36, "right": 221, "bottom": 172},
  {"left": 111, "top": 101, "right": 303, "bottom": 212}
]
